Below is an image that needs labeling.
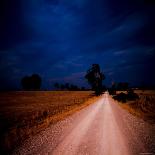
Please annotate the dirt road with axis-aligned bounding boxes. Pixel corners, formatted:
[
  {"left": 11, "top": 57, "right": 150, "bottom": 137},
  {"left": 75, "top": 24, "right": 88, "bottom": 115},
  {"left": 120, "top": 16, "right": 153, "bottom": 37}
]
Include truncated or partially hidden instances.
[{"left": 13, "top": 92, "right": 155, "bottom": 155}]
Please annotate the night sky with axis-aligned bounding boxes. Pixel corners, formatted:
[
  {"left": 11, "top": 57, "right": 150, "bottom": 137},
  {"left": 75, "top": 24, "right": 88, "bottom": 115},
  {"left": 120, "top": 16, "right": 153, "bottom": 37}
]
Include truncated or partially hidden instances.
[{"left": 1, "top": 0, "right": 155, "bottom": 90}]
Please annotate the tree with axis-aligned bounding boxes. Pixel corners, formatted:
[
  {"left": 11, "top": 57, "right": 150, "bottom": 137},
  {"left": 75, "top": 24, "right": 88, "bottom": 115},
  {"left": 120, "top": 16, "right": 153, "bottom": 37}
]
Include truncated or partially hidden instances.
[
  {"left": 117, "top": 82, "right": 129, "bottom": 91},
  {"left": 85, "top": 64, "right": 105, "bottom": 95},
  {"left": 69, "top": 84, "right": 79, "bottom": 91},
  {"left": 65, "top": 83, "right": 70, "bottom": 90},
  {"left": 109, "top": 82, "right": 116, "bottom": 95},
  {"left": 21, "top": 74, "right": 42, "bottom": 90},
  {"left": 54, "top": 82, "right": 60, "bottom": 90},
  {"left": 60, "top": 84, "right": 65, "bottom": 90},
  {"left": 81, "top": 86, "right": 86, "bottom": 91},
  {"left": 31, "top": 74, "right": 42, "bottom": 90},
  {"left": 21, "top": 76, "right": 31, "bottom": 90}
]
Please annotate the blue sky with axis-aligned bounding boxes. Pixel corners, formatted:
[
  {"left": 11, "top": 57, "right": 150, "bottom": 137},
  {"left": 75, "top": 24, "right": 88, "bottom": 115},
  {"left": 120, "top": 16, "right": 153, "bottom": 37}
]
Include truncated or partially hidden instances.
[{"left": 1, "top": 0, "right": 155, "bottom": 89}]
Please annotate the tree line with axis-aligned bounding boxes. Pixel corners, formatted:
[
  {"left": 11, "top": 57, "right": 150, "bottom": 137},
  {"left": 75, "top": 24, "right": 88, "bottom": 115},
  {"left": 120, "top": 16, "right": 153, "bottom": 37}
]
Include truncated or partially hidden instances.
[
  {"left": 54, "top": 83, "right": 86, "bottom": 91},
  {"left": 20, "top": 74, "right": 87, "bottom": 91},
  {"left": 20, "top": 64, "right": 134, "bottom": 96},
  {"left": 20, "top": 64, "right": 105, "bottom": 94},
  {"left": 20, "top": 64, "right": 106, "bottom": 95}
]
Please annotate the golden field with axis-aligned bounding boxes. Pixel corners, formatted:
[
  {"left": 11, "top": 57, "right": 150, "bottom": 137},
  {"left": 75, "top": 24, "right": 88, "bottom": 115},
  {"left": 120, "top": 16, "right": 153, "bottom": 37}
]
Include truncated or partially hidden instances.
[
  {"left": 0, "top": 91, "right": 98, "bottom": 154},
  {"left": 118, "top": 90, "right": 155, "bottom": 122}
]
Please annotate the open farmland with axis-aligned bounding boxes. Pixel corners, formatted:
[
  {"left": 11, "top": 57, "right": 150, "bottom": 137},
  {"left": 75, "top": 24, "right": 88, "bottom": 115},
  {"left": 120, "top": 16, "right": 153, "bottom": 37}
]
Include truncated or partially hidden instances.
[
  {"left": 0, "top": 91, "right": 98, "bottom": 154},
  {"left": 118, "top": 90, "right": 155, "bottom": 122}
]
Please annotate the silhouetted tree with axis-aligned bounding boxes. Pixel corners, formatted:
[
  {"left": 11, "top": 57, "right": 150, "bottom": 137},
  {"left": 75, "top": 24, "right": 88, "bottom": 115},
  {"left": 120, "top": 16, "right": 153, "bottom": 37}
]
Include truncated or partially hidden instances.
[
  {"left": 31, "top": 74, "right": 42, "bottom": 90},
  {"left": 54, "top": 82, "right": 60, "bottom": 90},
  {"left": 81, "top": 87, "right": 86, "bottom": 91},
  {"left": 55, "top": 83, "right": 81, "bottom": 91},
  {"left": 117, "top": 82, "right": 129, "bottom": 91},
  {"left": 65, "top": 83, "right": 70, "bottom": 90},
  {"left": 85, "top": 64, "right": 105, "bottom": 95},
  {"left": 109, "top": 82, "right": 116, "bottom": 95},
  {"left": 102, "top": 85, "right": 107, "bottom": 92},
  {"left": 60, "top": 84, "right": 65, "bottom": 90},
  {"left": 70, "top": 84, "right": 78, "bottom": 91},
  {"left": 73, "top": 85, "right": 78, "bottom": 90},
  {"left": 21, "top": 76, "right": 31, "bottom": 90},
  {"left": 21, "top": 74, "right": 42, "bottom": 90}
]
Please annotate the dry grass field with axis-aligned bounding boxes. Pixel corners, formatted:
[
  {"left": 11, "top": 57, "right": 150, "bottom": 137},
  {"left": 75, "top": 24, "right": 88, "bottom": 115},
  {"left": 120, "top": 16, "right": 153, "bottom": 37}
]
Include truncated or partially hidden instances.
[
  {"left": 0, "top": 91, "right": 98, "bottom": 154},
  {"left": 118, "top": 90, "right": 155, "bottom": 122}
]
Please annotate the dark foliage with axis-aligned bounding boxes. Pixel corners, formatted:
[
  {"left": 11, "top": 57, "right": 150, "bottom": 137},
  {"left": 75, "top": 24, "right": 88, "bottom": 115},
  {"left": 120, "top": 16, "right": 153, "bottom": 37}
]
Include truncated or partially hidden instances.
[
  {"left": 117, "top": 82, "right": 129, "bottom": 91},
  {"left": 113, "top": 93, "right": 127, "bottom": 103},
  {"left": 85, "top": 64, "right": 105, "bottom": 95},
  {"left": 21, "top": 74, "right": 42, "bottom": 90},
  {"left": 60, "top": 84, "right": 65, "bottom": 90},
  {"left": 127, "top": 89, "right": 139, "bottom": 100},
  {"left": 53, "top": 82, "right": 81, "bottom": 91},
  {"left": 113, "top": 90, "right": 139, "bottom": 103},
  {"left": 81, "top": 87, "right": 86, "bottom": 91},
  {"left": 65, "top": 83, "right": 70, "bottom": 90},
  {"left": 54, "top": 83, "right": 60, "bottom": 89},
  {"left": 108, "top": 89, "right": 116, "bottom": 95},
  {"left": 108, "top": 83, "right": 116, "bottom": 95}
]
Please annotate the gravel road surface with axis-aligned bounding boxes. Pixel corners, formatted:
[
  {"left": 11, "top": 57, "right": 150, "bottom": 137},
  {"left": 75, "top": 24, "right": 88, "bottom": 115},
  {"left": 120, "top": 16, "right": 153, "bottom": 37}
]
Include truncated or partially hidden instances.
[{"left": 13, "top": 92, "right": 155, "bottom": 155}]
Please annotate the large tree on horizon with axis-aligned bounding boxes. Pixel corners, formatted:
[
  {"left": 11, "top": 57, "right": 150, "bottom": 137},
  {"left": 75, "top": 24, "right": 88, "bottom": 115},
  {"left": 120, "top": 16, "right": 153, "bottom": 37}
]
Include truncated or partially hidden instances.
[
  {"left": 21, "top": 74, "right": 42, "bottom": 90},
  {"left": 85, "top": 64, "right": 105, "bottom": 95}
]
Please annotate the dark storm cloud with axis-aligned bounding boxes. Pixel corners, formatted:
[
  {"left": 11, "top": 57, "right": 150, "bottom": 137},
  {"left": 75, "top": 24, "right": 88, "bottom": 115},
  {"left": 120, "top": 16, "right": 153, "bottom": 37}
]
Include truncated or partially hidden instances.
[
  {"left": 1, "top": 0, "right": 33, "bottom": 50},
  {"left": 0, "top": 0, "right": 155, "bottom": 89}
]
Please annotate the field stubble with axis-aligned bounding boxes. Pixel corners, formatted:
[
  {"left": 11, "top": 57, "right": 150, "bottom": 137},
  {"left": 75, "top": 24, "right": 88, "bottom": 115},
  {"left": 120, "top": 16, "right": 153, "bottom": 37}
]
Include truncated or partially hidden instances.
[
  {"left": 0, "top": 91, "right": 98, "bottom": 154},
  {"left": 118, "top": 90, "right": 155, "bottom": 122}
]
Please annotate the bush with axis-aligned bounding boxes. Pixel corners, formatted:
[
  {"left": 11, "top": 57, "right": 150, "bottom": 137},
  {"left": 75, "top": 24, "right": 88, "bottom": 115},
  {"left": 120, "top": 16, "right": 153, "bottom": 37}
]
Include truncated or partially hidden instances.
[
  {"left": 113, "top": 93, "right": 127, "bottom": 103},
  {"left": 113, "top": 90, "right": 139, "bottom": 103},
  {"left": 127, "top": 90, "right": 139, "bottom": 100}
]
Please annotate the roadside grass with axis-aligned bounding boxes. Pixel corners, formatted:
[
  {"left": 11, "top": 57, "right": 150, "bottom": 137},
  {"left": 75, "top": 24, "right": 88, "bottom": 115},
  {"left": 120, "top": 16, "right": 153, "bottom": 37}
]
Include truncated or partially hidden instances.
[
  {"left": 116, "top": 90, "right": 155, "bottom": 123},
  {"left": 0, "top": 91, "right": 99, "bottom": 154}
]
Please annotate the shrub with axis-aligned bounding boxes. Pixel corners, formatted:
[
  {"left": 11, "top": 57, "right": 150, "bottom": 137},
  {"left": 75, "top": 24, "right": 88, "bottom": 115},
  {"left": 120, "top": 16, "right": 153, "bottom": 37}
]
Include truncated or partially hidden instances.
[
  {"left": 113, "top": 93, "right": 127, "bottom": 103},
  {"left": 113, "top": 90, "right": 139, "bottom": 103}
]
